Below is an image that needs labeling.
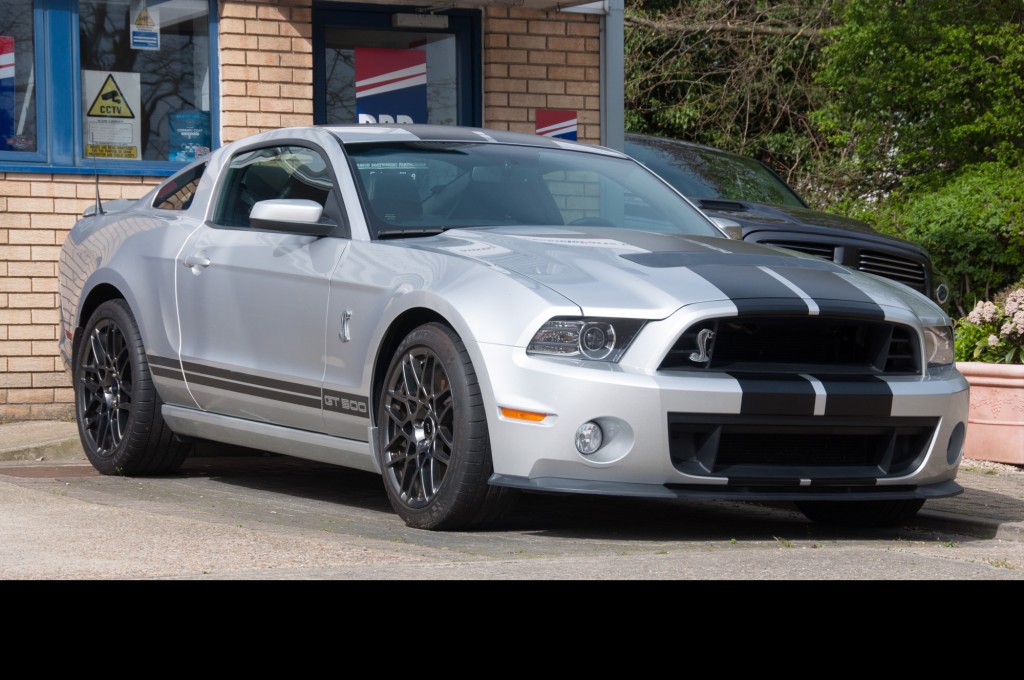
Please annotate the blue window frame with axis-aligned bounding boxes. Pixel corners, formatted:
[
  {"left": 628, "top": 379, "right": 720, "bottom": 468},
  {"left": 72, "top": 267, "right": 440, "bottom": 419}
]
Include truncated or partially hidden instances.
[{"left": 0, "top": 0, "right": 219, "bottom": 176}]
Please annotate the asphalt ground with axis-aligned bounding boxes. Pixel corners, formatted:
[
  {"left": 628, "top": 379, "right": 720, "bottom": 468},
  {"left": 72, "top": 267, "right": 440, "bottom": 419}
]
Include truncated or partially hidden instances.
[
  {"left": 3, "top": 419, "right": 1024, "bottom": 584},
  {"left": 2, "top": 418, "right": 1023, "bottom": 546}
]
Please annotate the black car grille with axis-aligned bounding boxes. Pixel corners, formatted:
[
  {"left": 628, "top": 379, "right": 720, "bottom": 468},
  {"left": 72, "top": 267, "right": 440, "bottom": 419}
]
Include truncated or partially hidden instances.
[
  {"left": 858, "top": 250, "right": 928, "bottom": 294},
  {"left": 667, "top": 414, "right": 938, "bottom": 480},
  {"left": 758, "top": 239, "right": 929, "bottom": 296},
  {"left": 659, "top": 315, "right": 920, "bottom": 374}
]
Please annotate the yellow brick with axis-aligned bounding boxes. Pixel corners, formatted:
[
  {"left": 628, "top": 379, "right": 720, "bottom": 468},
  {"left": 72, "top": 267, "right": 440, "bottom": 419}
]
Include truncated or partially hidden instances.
[
  {"left": 257, "top": 5, "right": 289, "bottom": 21},
  {"left": 0, "top": 245, "right": 31, "bottom": 260},
  {"left": 528, "top": 80, "right": 565, "bottom": 95},
  {"left": 510, "top": 64, "right": 548, "bottom": 79},
  {"left": 0, "top": 277, "right": 31, "bottom": 292},
  {"left": 258, "top": 35, "right": 292, "bottom": 52},
  {"left": 0, "top": 373, "right": 32, "bottom": 388},
  {"left": 9, "top": 292, "right": 54, "bottom": 308},
  {"left": 219, "top": 17, "right": 248, "bottom": 34},
  {"left": 222, "top": 96, "right": 260, "bottom": 112},
  {"left": 528, "top": 20, "right": 566, "bottom": 36},
  {"left": 7, "top": 388, "right": 53, "bottom": 404},
  {"left": 221, "top": 2, "right": 258, "bottom": 19},
  {"left": 0, "top": 180, "right": 32, "bottom": 196},
  {"left": 9, "top": 229, "right": 54, "bottom": 245},
  {"left": 529, "top": 51, "right": 567, "bottom": 66},
  {"left": 1, "top": 341, "right": 33, "bottom": 356},
  {"left": 259, "top": 67, "right": 293, "bottom": 83},
  {"left": 280, "top": 53, "right": 312, "bottom": 69},
  {"left": 30, "top": 214, "right": 73, "bottom": 230},
  {"left": 0, "top": 405, "right": 33, "bottom": 419},
  {"left": 245, "top": 19, "right": 280, "bottom": 35},
  {"left": 247, "top": 112, "right": 282, "bottom": 128},
  {"left": 488, "top": 19, "right": 529, "bottom": 33},
  {"left": 7, "top": 197, "right": 54, "bottom": 213},
  {"left": 220, "top": 49, "right": 248, "bottom": 65},
  {"left": 280, "top": 113, "right": 313, "bottom": 127},
  {"left": 31, "top": 340, "right": 59, "bottom": 355},
  {"left": 488, "top": 49, "right": 529, "bottom": 64},
  {"left": 9, "top": 262, "right": 57, "bottom": 279},
  {"left": 29, "top": 182, "right": 78, "bottom": 198},
  {"left": 32, "top": 372, "right": 71, "bottom": 388},
  {"left": 30, "top": 246, "right": 62, "bottom": 261},
  {"left": 32, "top": 278, "right": 58, "bottom": 293},
  {"left": 219, "top": 33, "right": 259, "bottom": 50},
  {"left": 8, "top": 323, "right": 54, "bottom": 340},
  {"left": 32, "top": 308, "right": 60, "bottom": 325}
]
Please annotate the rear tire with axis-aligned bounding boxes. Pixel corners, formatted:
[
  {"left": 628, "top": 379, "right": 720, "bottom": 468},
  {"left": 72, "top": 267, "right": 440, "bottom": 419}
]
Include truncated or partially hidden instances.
[
  {"left": 377, "top": 322, "right": 517, "bottom": 530},
  {"left": 795, "top": 499, "right": 926, "bottom": 528},
  {"left": 73, "top": 299, "right": 191, "bottom": 476}
]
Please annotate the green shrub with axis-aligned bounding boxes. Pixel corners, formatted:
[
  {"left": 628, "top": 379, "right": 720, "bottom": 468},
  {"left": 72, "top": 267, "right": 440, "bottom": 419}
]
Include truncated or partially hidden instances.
[{"left": 895, "top": 162, "right": 1024, "bottom": 312}]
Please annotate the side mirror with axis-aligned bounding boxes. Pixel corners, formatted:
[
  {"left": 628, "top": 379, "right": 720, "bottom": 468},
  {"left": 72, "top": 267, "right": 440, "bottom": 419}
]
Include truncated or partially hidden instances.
[{"left": 250, "top": 199, "right": 335, "bottom": 236}]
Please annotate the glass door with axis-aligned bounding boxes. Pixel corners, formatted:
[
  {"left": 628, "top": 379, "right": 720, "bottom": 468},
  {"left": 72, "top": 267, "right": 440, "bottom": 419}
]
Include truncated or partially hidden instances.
[{"left": 313, "top": 3, "right": 481, "bottom": 127}]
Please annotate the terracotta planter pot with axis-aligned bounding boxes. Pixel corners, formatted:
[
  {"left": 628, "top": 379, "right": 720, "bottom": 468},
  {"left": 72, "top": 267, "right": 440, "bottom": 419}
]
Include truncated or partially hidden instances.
[{"left": 958, "top": 361, "right": 1024, "bottom": 465}]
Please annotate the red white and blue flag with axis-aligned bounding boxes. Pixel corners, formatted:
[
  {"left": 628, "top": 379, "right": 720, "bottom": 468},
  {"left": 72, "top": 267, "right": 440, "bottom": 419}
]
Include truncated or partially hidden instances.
[
  {"left": 355, "top": 48, "right": 427, "bottom": 125},
  {"left": 0, "top": 37, "right": 14, "bottom": 151},
  {"left": 536, "top": 109, "right": 577, "bottom": 141}
]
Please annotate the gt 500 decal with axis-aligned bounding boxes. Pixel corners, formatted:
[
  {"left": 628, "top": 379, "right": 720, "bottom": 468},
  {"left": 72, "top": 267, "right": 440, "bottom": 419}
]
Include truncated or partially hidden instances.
[{"left": 324, "top": 391, "right": 370, "bottom": 418}]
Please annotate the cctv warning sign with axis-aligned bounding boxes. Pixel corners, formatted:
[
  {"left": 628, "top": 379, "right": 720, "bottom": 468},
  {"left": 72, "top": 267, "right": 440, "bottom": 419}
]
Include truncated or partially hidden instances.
[
  {"left": 87, "top": 74, "right": 136, "bottom": 119},
  {"left": 83, "top": 70, "right": 141, "bottom": 160}
]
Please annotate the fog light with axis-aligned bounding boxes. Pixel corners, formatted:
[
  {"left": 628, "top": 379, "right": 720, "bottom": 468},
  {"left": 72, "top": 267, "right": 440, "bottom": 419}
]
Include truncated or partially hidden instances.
[{"left": 575, "top": 421, "right": 603, "bottom": 455}]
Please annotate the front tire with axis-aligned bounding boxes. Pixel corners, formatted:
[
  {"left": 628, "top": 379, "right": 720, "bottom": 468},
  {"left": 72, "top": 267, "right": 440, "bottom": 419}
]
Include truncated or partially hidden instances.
[
  {"left": 795, "top": 499, "right": 926, "bottom": 528},
  {"left": 74, "top": 299, "right": 190, "bottom": 476},
  {"left": 377, "top": 323, "right": 516, "bottom": 530}
]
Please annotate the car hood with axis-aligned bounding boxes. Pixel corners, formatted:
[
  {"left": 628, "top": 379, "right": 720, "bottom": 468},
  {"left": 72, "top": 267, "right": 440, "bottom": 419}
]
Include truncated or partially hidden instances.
[
  {"left": 409, "top": 226, "right": 941, "bottom": 321},
  {"left": 696, "top": 199, "right": 926, "bottom": 251}
]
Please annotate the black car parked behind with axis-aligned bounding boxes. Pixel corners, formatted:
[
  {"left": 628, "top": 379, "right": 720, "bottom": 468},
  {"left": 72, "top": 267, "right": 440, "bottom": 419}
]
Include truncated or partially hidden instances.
[{"left": 623, "top": 133, "right": 951, "bottom": 309}]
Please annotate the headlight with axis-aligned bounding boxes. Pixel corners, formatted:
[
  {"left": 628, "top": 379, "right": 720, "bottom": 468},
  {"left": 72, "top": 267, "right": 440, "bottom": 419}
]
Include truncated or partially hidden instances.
[
  {"left": 527, "top": 317, "right": 646, "bottom": 362},
  {"left": 924, "top": 325, "right": 955, "bottom": 367}
]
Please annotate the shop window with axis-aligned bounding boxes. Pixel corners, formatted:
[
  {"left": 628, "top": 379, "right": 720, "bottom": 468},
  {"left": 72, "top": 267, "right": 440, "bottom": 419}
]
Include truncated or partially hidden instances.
[{"left": 0, "top": 0, "right": 218, "bottom": 174}]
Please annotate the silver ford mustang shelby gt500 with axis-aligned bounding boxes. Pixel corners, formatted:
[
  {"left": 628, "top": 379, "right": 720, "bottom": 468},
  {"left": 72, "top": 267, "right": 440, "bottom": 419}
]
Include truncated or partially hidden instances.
[{"left": 58, "top": 125, "right": 969, "bottom": 530}]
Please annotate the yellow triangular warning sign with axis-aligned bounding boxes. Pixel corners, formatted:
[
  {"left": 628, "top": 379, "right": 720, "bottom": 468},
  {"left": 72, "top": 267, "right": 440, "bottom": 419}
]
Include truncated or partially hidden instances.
[
  {"left": 135, "top": 7, "right": 155, "bottom": 28},
  {"left": 87, "top": 74, "right": 135, "bottom": 119}
]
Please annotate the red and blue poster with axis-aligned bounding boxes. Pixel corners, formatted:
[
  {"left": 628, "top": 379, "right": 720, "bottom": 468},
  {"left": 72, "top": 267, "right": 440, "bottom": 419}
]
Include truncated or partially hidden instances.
[
  {"left": 355, "top": 48, "right": 427, "bottom": 125},
  {"left": 0, "top": 37, "right": 14, "bottom": 151},
  {"left": 536, "top": 110, "right": 577, "bottom": 141}
]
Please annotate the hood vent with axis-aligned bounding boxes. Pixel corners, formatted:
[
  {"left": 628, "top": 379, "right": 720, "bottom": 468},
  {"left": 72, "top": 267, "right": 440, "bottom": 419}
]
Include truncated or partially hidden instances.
[{"left": 760, "top": 240, "right": 835, "bottom": 261}]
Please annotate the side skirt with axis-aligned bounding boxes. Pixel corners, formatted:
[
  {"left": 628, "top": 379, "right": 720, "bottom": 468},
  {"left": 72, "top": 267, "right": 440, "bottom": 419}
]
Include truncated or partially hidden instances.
[{"left": 162, "top": 405, "right": 380, "bottom": 474}]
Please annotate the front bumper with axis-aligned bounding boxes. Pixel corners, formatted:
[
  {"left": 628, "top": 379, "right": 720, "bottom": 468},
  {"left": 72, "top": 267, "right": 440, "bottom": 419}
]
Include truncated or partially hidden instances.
[{"left": 479, "top": 342, "right": 970, "bottom": 501}]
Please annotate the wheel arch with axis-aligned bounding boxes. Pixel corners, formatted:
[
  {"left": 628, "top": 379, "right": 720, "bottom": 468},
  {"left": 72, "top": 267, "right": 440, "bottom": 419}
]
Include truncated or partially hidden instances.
[
  {"left": 71, "top": 283, "right": 127, "bottom": 369},
  {"left": 370, "top": 307, "right": 452, "bottom": 427}
]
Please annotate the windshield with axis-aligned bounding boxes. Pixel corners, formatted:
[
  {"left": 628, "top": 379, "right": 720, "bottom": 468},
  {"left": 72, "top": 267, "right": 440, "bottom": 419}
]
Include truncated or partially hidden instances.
[
  {"left": 624, "top": 136, "right": 806, "bottom": 208},
  {"left": 343, "top": 141, "right": 723, "bottom": 238}
]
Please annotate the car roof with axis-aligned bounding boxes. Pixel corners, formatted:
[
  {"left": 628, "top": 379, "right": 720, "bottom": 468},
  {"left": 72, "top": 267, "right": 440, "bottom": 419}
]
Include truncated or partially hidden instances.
[
  {"left": 320, "top": 124, "right": 629, "bottom": 158},
  {"left": 624, "top": 132, "right": 748, "bottom": 161}
]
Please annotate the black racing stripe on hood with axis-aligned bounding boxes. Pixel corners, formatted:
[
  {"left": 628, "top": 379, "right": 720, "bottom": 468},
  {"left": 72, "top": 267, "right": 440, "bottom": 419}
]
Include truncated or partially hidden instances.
[
  {"left": 623, "top": 250, "right": 841, "bottom": 269},
  {"left": 728, "top": 374, "right": 817, "bottom": 415},
  {"left": 815, "top": 375, "right": 894, "bottom": 417},
  {"left": 687, "top": 264, "right": 812, "bottom": 315},
  {"left": 769, "top": 267, "right": 887, "bottom": 320}
]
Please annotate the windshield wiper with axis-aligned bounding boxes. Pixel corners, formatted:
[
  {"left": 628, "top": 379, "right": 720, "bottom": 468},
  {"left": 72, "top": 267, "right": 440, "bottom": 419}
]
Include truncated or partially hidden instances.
[
  {"left": 376, "top": 228, "right": 446, "bottom": 240},
  {"left": 376, "top": 226, "right": 470, "bottom": 240}
]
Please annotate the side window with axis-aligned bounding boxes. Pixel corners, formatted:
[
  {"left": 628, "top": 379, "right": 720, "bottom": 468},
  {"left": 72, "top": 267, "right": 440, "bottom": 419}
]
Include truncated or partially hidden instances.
[
  {"left": 153, "top": 162, "right": 207, "bottom": 211},
  {"left": 213, "top": 145, "right": 335, "bottom": 229}
]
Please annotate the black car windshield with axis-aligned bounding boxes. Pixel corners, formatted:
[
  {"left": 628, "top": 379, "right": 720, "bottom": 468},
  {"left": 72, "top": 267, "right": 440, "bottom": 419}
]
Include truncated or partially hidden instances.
[
  {"left": 624, "top": 136, "right": 806, "bottom": 208},
  {"left": 343, "top": 141, "right": 723, "bottom": 238}
]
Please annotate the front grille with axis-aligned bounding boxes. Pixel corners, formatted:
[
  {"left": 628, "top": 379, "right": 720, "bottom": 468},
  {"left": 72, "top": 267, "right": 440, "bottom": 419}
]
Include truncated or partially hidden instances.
[
  {"left": 858, "top": 250, "right": 928, "bottom": 294},
  {"left": 761, "top": 240, "right": 836, "bottom": 261},
  {"left": 660, "top": 316, "right": 920, "bottom": 374},
  {"left": 668, "top": 414, "right": 937, "bottom": 480}
]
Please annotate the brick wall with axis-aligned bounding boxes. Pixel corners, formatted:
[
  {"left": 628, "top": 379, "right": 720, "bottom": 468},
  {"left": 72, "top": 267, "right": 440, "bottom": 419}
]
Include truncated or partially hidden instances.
[
  {"left": 219, "top": 0, "right": 314, "bottom": 143},
  {"left": 0, "top": 175, "right": 159, "bottom": 421},
  {"left": 483, "top": 7, "right": 602, "bottom": 144}
]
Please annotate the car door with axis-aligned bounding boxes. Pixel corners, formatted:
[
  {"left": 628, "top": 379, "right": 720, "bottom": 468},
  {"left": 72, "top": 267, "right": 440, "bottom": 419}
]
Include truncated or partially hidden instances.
[{"left": 175, "top": 141, "right": 349, "bottom": 432}]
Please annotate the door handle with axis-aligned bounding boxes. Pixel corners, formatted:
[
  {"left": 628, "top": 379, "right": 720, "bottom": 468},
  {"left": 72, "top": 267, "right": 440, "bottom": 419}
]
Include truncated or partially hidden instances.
[{"left": 182, "top": 254, "right": 211, "bottom": 269}]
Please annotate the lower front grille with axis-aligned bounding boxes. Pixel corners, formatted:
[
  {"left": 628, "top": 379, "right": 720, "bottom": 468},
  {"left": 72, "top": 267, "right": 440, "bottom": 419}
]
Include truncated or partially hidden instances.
[{"left": 668, "top": 413, "right": 938, "bottom": 481}]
